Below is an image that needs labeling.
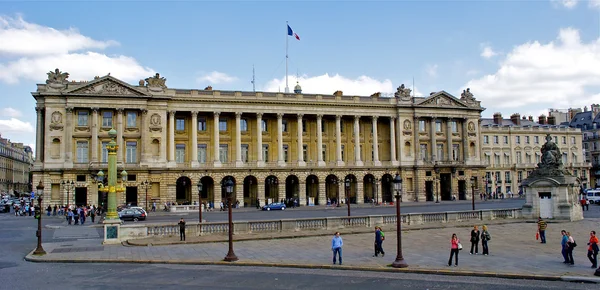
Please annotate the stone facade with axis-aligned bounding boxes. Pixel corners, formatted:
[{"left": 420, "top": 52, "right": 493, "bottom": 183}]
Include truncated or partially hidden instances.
[
  {"left": 32, "top": 70, "right": 486, "bottom": 208},
  {"left": 0, "top": 134, "right": 34, "bottom": 195}
]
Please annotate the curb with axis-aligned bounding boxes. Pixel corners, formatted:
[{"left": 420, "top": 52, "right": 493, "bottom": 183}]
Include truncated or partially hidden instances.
[{"left": 24, "top": 251, "right": 582, "bottom": 282}]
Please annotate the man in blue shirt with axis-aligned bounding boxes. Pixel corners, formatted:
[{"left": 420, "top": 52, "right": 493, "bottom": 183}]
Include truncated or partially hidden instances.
[
  {"left": 331, "top": 232, "right": 343, "bottom": 265},
  {"left": 561, "top": 230, "right": 569, "bottom": 263}
]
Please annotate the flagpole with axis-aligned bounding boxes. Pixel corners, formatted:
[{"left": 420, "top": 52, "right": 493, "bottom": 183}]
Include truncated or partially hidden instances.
[{"left": 285, "top": 21, "right": 289, "bottom": 93}]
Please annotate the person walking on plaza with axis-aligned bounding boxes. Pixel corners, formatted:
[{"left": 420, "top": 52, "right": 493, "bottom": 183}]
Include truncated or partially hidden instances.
[
  {"left": 561, "top": 230, "right": 569, "bottom": 263},
  {"left": 178, "top": 218, "right": 186, "bottom": 241},
  {"left": 537, "top": 217, "right": 547, "bottom": 244},
  {"left": 481, "top": 225, "right": 491, "bottom": 255},
  {"left": 152, "top": 202, "right": 156, "bottom": 212},
  {"left": 448, "top": 233, "right": 460, "bottom": 267},
  {"left": 90, "top": 207, "right": 96, "bottom": 223},
  {"left": 588, "top": 231, "right": 599, "bottom": 268},
  {"left": 373, "top": 226, "right": 385, "bottom": 257},
  {"left": 331, "top": 232, "right": 343, "bottom": 265},
  {"left": 566, "top": 232, "right": 576, "bottom": 265},
  {"left": 470, "top": 225, "right": 480, "bottom": 255}
]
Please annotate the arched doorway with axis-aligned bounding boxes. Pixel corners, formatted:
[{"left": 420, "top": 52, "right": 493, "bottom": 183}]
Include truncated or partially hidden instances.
[
  {"left": 344, "top": 174, "right": 357, "bottom": 204},
  {"left": 220, "top": 176, "right": 237, "bottom": 206},
  {"left": 243, "top": 175, "right": 258, "bottom": 208},
  {"left": 363, "top": 174, "right": 375, "bottom": 203},
  {"left": 285, "top": 175, "right": 299, "bottom": 207},
  {"left": 306, "top": 175, "right": 319, "bottom": 205},
  {"left": 176, "top": 176, "right": 192, "bottom": 204},
  {"left": 326, "top": 174, "right": 339, "bottom": 205},
  {"left": 199, "top": 176, "right": 214, "bottom": 208},
  {"left": 381, "top": 174, "right": 393, "bottom": 203},
  {"left": 265, "top": 175, "right": 279, "bottom": 204}
]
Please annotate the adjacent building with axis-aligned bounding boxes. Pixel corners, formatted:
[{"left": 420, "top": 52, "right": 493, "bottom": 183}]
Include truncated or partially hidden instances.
[
  {"left": 32, "top": 69, "right": 487, "bottom": 208},
  {"left": 480, "top": 113, "right": 590, "bottom": 196},
  {"left": 0, "top": 134, "right": 34, "bottom": 195},
  {"left": 569, "top": 104, "right": 600, "bottom": 188}
]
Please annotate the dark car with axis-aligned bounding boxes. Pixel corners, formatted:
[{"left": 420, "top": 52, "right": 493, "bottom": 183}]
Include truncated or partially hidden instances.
[
  {"left": 262, "top": 202, "right": 286, "bottom": 211},
  {"left": 118, "top": 209, "right": 146, "bottom": 221}
]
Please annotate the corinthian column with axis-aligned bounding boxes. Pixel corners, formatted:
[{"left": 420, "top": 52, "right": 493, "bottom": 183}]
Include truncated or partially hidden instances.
[
  {"left": 167, "top": 110, "right": 176, "bottom": 167},
  {"left": 372, "top": 116, "right": 381, "bottom": 166},
  {"left": 64, "top": 107, "right": 73, "bottom": 167},
  {"left": 354, "top": 115, "right": 363, "bottom": 166},
  {"left": 91, "top": 108, "right": 99, "bottom": 163},
  {"left": 335, "top": 115, "right": 344, "bottom": 166},
  {"left": 116, "top": 108, "right": 124, "bottom": 164},
  {"left": 447, "top": 119, "right": 453, "bottom": 161},
  {"left": 277, "top": 113, "right": 285, "bottom": 166},
  {"left": 430, "top": 117, "right": 437, "bottom": 161},
  {"left": 297, "top": 114, "right": 306, "bottom": 166},
  {"left": 34, "top": 107, "right": 44, "bottom": 166},
  {"left": 191, "top": 111, "right": 199, "bottom": 168},
  {"left": 390, "top": 117, "right": 398, "bottom": 165},
  {"left": 256, "top": 113, "right": 264, "bottom": 167},
  {"left": 235, "top": 112, "right": 243, "bottom": 167},
  {"left": 316, "top": 114, "right": 325, "bottom": 166},
  {"left": 213, "top": 112, "right": 222, "bottom": 167}
]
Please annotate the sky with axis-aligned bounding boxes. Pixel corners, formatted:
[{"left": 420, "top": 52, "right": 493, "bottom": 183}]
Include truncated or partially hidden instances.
[{"left": 1, "top": 0, "right": 599, "bottom": 151}]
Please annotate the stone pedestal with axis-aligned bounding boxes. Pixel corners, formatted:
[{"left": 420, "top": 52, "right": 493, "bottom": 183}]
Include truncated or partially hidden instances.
[
  {"left": 103, "top": 219, "right": 122, "bottom": 244},
  {"left": 522, "top": 175, "right": 583, "bottom": 221}
]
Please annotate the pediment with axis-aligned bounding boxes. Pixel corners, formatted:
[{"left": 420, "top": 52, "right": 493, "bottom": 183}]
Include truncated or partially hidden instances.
[
  {"left": 66, "top": 76, "right": 147, "bottom": 96},
  {"left": 416, "top": 91, "right": 468, "bottom": 108}
]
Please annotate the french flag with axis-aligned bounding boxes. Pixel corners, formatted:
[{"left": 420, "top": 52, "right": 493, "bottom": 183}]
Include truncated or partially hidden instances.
[{"left": 287, "top": 24, "right": 300, "bottom": 40}]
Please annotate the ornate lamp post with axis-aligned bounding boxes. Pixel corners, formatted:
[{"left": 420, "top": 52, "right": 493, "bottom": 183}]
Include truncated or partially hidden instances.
[
  {"left": 197, "top": 179, "right": 203, "bottom": 223},
  {"left": 141, "top": 180, "right": 151, "bottom": 211},
  {"left": 61, "top": 180, "right": 75, "bottom": 209},
  {"left": 33, "top": 180, "right": 46, "bottom": 255},
  {"left": 391, "top": 173, "right": 407, "bottom": 268},
  {"left": 223, "top": 178, "right": 238, "bottom": 262},
  {"left": 470, "top": 176, "right": 476, "bottom": 210},
  {"left": 434, "top": 162, "right": 440, "bottom": 203},
  {"left": 97, "top": 129, "right": 127, "bottom": 223},
  {"left": 375, "top": 178, "right": 380, "bottom": 205},
  {"left": 345, "top": 178, "right": 351, "bottom": 216}
]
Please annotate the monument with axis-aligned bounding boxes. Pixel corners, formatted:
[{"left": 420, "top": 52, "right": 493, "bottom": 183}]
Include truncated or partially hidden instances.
[{"left": 521, "top": 134, "right": 583, "bottom": 221}]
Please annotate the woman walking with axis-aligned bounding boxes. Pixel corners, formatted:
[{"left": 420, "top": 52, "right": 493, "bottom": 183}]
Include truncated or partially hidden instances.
[
  {"left": 470, "top": 225, "right": 480, "bottom": 255},
  {"left": 481, "top": 225, "right": 491, "bottom": 255},
  {"left": 566, "top": 232, "right": 576, "bottom": 265},
  {"left": 448, "top": 233, "right": 460, "bottom": 267}
]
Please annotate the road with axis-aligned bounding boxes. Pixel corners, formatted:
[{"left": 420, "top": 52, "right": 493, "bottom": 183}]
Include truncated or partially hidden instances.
[
  {"left": 140, "top": 198, "right": 527, "bottom": 223},
  {"left": 1, "top": 209, "right": 598, "bottom": 289}
]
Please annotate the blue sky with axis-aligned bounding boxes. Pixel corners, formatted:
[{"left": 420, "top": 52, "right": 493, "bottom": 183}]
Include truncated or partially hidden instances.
[{"left": 1, "top": 0, "right": 599, "bottom": 149}]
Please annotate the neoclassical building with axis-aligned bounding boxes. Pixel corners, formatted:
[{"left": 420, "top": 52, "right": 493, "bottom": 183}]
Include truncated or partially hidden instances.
[
  {"left": 0, "top": 134, "right": 34, "bottom": 195},
  {"left": 32, "top": 69, "right": 486, "bottom": 208},
  {"left": 480, "top": 113, "right": 590, "bottom": 195}
]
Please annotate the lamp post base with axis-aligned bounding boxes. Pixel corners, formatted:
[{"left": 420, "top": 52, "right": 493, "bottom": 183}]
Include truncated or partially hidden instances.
[
  {"left": 391, "top": 257, "right": 408, "bottom": 268},
  {"left": 224, "top": 251, "right": 239, "bottom": 262},
  {"left": 33, "top": 247, "right": 46, "bottom": 256}
]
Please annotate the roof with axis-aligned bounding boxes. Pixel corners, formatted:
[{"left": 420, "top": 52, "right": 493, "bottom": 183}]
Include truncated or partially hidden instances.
[
  {"left": 481, "top": 118, "right": 567, "bottom": 128},
  {"left": 568, "top": 111, "right": 596, "bottom": 130}
]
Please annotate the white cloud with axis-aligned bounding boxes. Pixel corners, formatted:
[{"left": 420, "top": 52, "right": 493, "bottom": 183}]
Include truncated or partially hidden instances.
[
  {"left": 0, "top": 15, "right": 153, "bottom": 84},
  {"left": 426, "top": 64, "right": 438, "bottom": 77},
  {"left": 561, "top": 0, "right": 579, "bottom": 8},
  {"left": 0, "top": 107, "right": 22, "bottom": 118},
  {"left": 0, "top": 117, "right": 34, "bottom": 134},
  {"left": 197, "top": 71, "right": 238, "bottom": 84},
  {"left": 480, "top": 45, "right": 498, "bottom": 59},
  {"left": 590, "top": 0, "right": 600, "bottom": 8},
  {"left": 463, "top": 28, "right": 600, "bottom": 113}
]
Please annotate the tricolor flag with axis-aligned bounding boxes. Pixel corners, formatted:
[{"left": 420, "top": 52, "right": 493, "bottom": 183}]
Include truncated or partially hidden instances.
[{"left": 287, "top": 25, "right": 300, "bottom": 40}]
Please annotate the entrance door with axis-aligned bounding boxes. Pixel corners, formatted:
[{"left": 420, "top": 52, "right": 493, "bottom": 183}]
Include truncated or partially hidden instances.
[
  {"left": 440, "top": 173, "right": 452, "bottom": 200},
  {"left": 539, "top": 192, "right": 553, "bottom": 218},
  {"left": 425, "top": 181, "right": 433, "bottom": 201},
  {"left": 126, "top": 186, "right": 138, "bottom": 206},
  {"left": 458, "top": 180, "right": 467, "bottom": 200},
  {"left": 74, "top": 187, "right": 87, "bottom": 206}
]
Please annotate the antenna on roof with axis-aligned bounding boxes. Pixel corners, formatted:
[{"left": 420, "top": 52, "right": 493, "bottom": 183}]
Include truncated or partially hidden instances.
[
  {"left": 251, "top": 65, "right": 256, "bottom": 92},
  {"left": 412, "top": 76, "right": 415, "bottom": 97}
]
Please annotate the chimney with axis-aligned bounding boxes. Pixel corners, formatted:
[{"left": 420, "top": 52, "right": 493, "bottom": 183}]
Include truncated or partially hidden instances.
[
  {"left": 522, "top": 116, "right": 527, "bottom": 120},
  {"left": 204, "top": 86, "right": 213, "bottom": 91},
  {"left": 547, "top": 115, "right": 556, "bottom": 125},
  {"left": 528, "top": 116, "right": 533, "bottom": 121},
  {"left": 592, "top": 104, "right": 600, "bottom": 116},
  {"left": 493, "top": 112, "right": 503, "bottom": 125},
  {"left": 538, "top": 115, "right": 547, "bottom": 125},
  {"left": 510, "top": 113, "right": 521, "bottom": 126}
]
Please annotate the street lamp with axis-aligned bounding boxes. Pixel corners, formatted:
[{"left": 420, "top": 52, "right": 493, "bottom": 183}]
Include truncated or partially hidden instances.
[
  {"left": 391, "top": 173, "right": 407, "bottom": 268},
  {"left": 344, "top": 178, "right": 351, "bottom": 216},
  {"left": 197, "top": 179, "right": 203, "bottom": 223},
  {"left": 223, "top": 178, "right": 238, "bottom": 262},
  {"left": 434, "top": 162, "right": 440, "bottom": 203},
  {"left": 470, "top": 176, "right": 476, "bottom": 211},
  {"left": 33, "top": 180, "right": 46, "bottom": 255},
  {"left": 374, "top": 178, "right": 380, "bottom": 205},
  {"left": 141, "top": 180, "right": 151, "bottom": 211},
  {"left": 61, "top": 180, "right": 75, "bottom": 209}
]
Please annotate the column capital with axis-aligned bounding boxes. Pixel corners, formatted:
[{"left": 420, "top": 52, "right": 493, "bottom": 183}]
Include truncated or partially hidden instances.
[
  {"left": 142, "top": 109, "right": 148, "bottom": 115},
  {"left": 35, "top": 107, "right": 44, "bottom": 113},
  {"left": 116, "top": 108, "right": 124, "bottom": 114},
  {"left": 354, "top": 115, "right": 360, "bottom": 120},
  {"left": 235, "top": 112, "right": 243, "bottom": 118},
  {"left": 213, "top": 111, "right": 220, "bottom": 117},
  {"left": 191, "top": 111, "right": 198, "bottom": 116},
  {"left": 316, "top": 114, "right": 323, "bottom": 119},
  {"left": 65, "top": 106, "right": 74, "bottom": 114},
  {"left": 335, "top": 115, "right": 342, "bottom": 121},
  {"left": 276, "top": 113, "right": 284, "bottom": 119},
  {"left": 168, "top": 110, "right": 176, "bottom": 116},
  {"left": 390, "top": 116, "right": 396, "bottom": 121},
  {"left": 413, "top": 116, "right": 419, "bottom": 121},
  {"left": 372, "top": 116, "right": 378, "bottom": 121},
  {"left": 91, "top": 107, "right": 99, "bottom": 113},
  {"left": 297, "top": 113, "right": 304, "bottom": 119}
]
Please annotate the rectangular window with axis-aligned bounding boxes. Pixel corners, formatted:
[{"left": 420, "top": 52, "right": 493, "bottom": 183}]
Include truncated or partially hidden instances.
[
  {"left": 516, "top": 136, "right": 521, "bottom": 144},
  {"left": 341, "top": 145, "right": 345, "bottom": 161},
  {"left": 282, "top": 120, "right": 288, "bottom": 132},
  {"left": 494, "top": 154, "right": 500, "bottom": 165},
  {"left": 485, "top": 154, "right": 491, "bottom": 165},
  {"left": 437, "top": 144, "right": 444, "bottom": 160},
  {"left": 504, "top": 154, "right": 510, "bottom": 165},
  {"left": 240, "top": 119, "right": 248, "bottom": 132},
  {"left": 219, "top": 144, "right": 228, "bottom": 163},
  {"left": 525, "top": 136, "right": 530, "bottom": 144},
  {"left": 534, "top": 136, "right": 539, "bottom": 144},
  {"left": 516, "top": 152, "right": 522, "bottom": 164},
  {"left": 518, "top": 171, "right": 523, "bottom": 182},
  {"left": 562, "top": 153, "right": 567, "bottom": 164},
  {"left": 219, "top": 118, "right": 227, "bottom": 131},
  {"left": 176, "top": 118, "right": 185, "bottom": 131},
  {"left": 505, "top": 171, "right": 511, "bottom": 182},
  {"left": 126, "top": 112, "right": 137, "bottom": 128},
  {"left": 198, "top": 144, "right": 207, "bottom": 163},
  {"left": 303, "top": 144, "right": 308, "bottom": 161},
  {"left": 571, "top": 136, "right": 575, "bottom": 145},
  {"left": 419, "top": 120, "right": 426, "bottom": 132},
  {"left": 503, "top": 136, "right": 508, "bottom": 144},
  {"left": 102, "top": 111, "right": 113, "bottom": 127},
  {"left": 262, "top": 120, "right": 268, "bottom": 132},
  {"left": 302, "top": 120, "right": 307, "bottom": 133},
  {"left": 451, "top": 121, "right": 458, "bottom": 133},
  {"left": 495, "top": 171, "right": 501, "bottom": 183},
  {"left": 420, "top": 144, "right": 428, "bottom": 160},
  {"left": 262, "top": 145, "right": 269, "bottom": 162},
  {"left": 493, "top": 136, "right": 498, "bottom": 144},
  {"left": 484, "top": 136, "right": 489, "bottom": 144},
  {"left": 283, "top": 145, "right": 289, "bottom": 162},
  {"left": 77, "top": 111, "right": 88, "bottom": 126},
  {"left": 526, "top": 153, "right": 531, "bottom": 164},
  {"left": 322, "top": 120, "right": 326, "bottom": 133},
  {"left": 435, "top": 121, "right": 442, "bottom": 132},
  {"left": 241, "top": 144, "right": 248, "bottom": 162},
  {"left": 572, "top": 153, "right": 577, "bottom": 163},
  {"left": 322, "top": 145, "right": 327, "bottom": 161},
  {"left": 175, "top": 144, "right": 185, "bottom": 163},
  {"left": 126, "top": 141, "right": 137, "bottom": 163},
  {"left": 562, "top": 136, "right": 566, "bottom": 144},
  {"left": 452, "top": 144, "right": 459, "bottom": 161},
  {"left": 198, "top": 118, "right": 207, "bottom": 131},
  {"left": 101, "top": 142, "right": 108, "bottom": 163},
  {"left": 535, "top": 154, "right": 541, "bottom": 164},
  {"left": 76, "top": 141, "right": 88, "bottom": 163}
]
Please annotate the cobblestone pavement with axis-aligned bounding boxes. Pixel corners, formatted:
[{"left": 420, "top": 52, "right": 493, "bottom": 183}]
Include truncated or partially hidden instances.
[{"left": 28, "top": 217, "right": 600, "bottom": 280}]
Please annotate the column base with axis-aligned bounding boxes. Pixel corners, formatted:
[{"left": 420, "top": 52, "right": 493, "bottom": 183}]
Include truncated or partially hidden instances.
[
  {"left": 167, "top": 161, "right": 177, "bottom": 168},
  {"left": 297, "top": 161, "right": 306, "bottom": 167},
  {"left": 190, "top": 161, "right": 200, "bottom": 168},
  {"left": 336, "top": 161, "right": 345, "bottom": 167},
  {"left": 213, "top": 161, "right": 222, "bottom": 168},
  {"left": 318, "top": 161, "right": 326, "bottom": 167},
  {"left": 235, "top": 161, "right": 245, "bottom": 167},
  {"left": 256, "top": 161, "right": 266, "bottom": 167},
  {"left": 391, "top": 160, "right": 399, "bottom": 166},
  {"left": 355, "top": 161, "right": 364, "bottom": 167},
  {"left": 277, "top": 161, "right": 286, "bottom": 167},
  {"left": 64, "top": 161, "right": 73, "bottom": 169},
  {"left": 373, "top": 161, "right": 382, "bottom": 166}
]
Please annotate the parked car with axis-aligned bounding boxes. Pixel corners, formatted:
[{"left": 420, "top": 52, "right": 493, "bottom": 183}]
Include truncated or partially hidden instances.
[
  {"left": 118, "top": 209, "right": 146, "bottom": 221},
  {"left": 586, "top": 190, "right": 600, "bottom": 204},
  {"left": 262, "top": 202, "right": 286, "bottom": 211},
  {"left": 129, "top": 206, "right": 148, "bottom": 216}
]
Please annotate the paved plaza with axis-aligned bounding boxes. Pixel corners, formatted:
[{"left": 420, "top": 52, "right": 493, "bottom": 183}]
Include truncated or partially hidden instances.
[{"left": 27, "top": 214, "right": 600, "bottom": 282}]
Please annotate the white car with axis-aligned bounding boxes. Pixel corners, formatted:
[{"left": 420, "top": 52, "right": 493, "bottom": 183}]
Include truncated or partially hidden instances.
[
  {"left": 129, "top": 206, "right": 148, "bottom": 216},
  {"left": 586, "top": 190, "right": 600, "bottom": 204}
]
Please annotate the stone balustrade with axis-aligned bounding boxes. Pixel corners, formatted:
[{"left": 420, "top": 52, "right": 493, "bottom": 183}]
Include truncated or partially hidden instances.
[
  {"left": 168, "top": 205, "right": 205, "bottom": 213},
  {"left": 119, "top": 208, "right": 522, "bottom": 241}
]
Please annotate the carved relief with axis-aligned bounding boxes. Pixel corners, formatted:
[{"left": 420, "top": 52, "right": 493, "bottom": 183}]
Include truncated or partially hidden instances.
[
  {"left": 420, "top": 95, "right": 462, "bottom": 107},
  {"left": 149, "top": 113, "right": 162, "bottom": 132},
  {"left": 394, "top": 84, "right": 412, "bottom": 101},
  {"left": 46, "top": 68, "right": 69, "bottom": 89},
  {"left": 145, "top": 73, "right": 167, "bottom": 92},
  {"left": 77, "top": 80, "right": 138, "bottom": 95},
  {"left": 468, "top": 121, "right": 475, "bottom": 132},
  {"left": 403, "top": 120, "right": 412, "bottom": 130},
  {"left": 49, "top": 111, "right": 64, "bottom": 131}
]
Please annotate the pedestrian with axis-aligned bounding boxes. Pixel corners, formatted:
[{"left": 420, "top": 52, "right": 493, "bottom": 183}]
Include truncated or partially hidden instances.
[
  {"left": 537, "top": 217, "right": 547, "bottom": 244},
  {"left": 566, "top": 232, "right": 576, "bottom": 265},
  {"left": 178, "top": 218, "right": 186, "bottom": 241},
  {"left": 46, "top": 205, "right": 51, "bottom": 216},
  {"left": 448, "top": 233, "right": 460, "bottom": 267},
  {"left": 561, "top": 230, "right": 569, "bottom": 263},
  {"left": 67, "top": 209, "right": 73, "bottom": 225},
  {"left": 585, "top": 198, "right": 590, "bottom": 211},
  {"left": 52, "top": 205, "right": 57, "bottom": 216},
  {"left": 470, "top": 225, "right": 480, "bottom": 255},
  {"left": 373, "top": 226, "right": 385, "bottom": 257},
  {"left": 481, "top": 225, "right": 491, "bottom": 255},
  {"left": 331, "top": 232, "right": 343, "bottom": 265},
  {"left": 90, "top": 207, "right": 96, "bottom": 223},
  {"left": 152, "top": 202, "right": 156, "bottom": 212},
  {"left": 588, "top": 231, "right": 599, "bottom": 268}
]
